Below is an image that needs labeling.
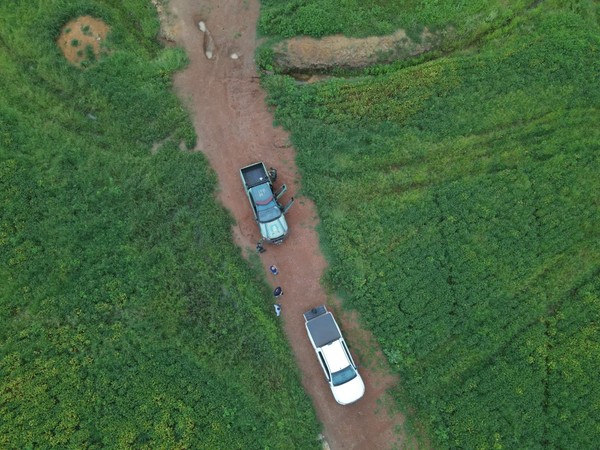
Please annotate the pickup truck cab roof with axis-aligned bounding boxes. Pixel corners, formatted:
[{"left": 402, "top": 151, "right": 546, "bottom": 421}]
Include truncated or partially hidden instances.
[{"left": 249, "top": 184, "right": 282, "bottom": 223}]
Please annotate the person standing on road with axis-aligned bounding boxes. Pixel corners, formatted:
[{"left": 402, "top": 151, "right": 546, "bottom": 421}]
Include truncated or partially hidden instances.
[
  {"left": 274, "top": 303, "right": 282, "bottom": 316},
  {"left": 256, "top": 240, "right": 266, "bottom": 254},
  {"left": 268, "top": 167, "right": 277, "bottom": 181},
  {"left": 274, "top": 286, "right": 283, "bottom": 298},
  {"left": 270, "top": 265, "right": 279, "bottom": 275}
]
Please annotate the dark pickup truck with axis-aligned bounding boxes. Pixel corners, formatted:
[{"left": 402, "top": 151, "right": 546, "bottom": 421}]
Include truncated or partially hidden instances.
[{"left": 240, "top": 162, "right": 294, "bottom": 244}]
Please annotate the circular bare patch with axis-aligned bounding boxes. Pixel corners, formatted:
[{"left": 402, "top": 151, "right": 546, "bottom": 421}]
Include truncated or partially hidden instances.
[{"left": 57, "top": 16, "right": 110, "bottom": 67}]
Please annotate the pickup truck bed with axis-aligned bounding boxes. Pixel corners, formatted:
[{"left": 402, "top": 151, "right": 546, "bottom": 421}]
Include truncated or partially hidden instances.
[{"left": 241, "top": 163, "right": 269, "bottom": 188}]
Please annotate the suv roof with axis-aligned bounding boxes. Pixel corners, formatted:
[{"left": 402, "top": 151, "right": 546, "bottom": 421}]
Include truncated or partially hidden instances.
[
  {"left": 305, "top": 312, "right": 341, "bottom": 347},
  {"left": 321, "top": 339, "right": 352, "bottom": 373}
]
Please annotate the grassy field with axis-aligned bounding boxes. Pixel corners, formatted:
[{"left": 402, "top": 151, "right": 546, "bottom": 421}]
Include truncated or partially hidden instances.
[
  {"left": 260, "top": 1, "right": 600, "bottom": 448},
  {"left": 259, "top": 0, "right": 531, "bottom": 42},
  {"left": 0, "top": 1, "right": 320, "bottom": 448}
]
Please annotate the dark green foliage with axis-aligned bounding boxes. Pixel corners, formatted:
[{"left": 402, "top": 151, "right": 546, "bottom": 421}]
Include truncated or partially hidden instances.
[
  {"left": 546, "top": 279, "right": 600, "bottom": 449},
  {"left": 0, "top": 0, "right": 319, "bottom": 448},
  {"left": 262, "top": 3, "right": 600, "bottom": 449}
]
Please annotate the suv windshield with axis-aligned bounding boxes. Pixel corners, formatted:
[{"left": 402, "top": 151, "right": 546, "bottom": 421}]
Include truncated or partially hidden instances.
[{"left": 331, "top": 365, "right": 357, "bottom": 386}]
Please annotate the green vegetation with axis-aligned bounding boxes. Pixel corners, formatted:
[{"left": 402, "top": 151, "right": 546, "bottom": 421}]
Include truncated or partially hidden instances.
[
  {"left": 0, "top": 1, "right": 319, "bottom": 448},
  {"left": 261, "top": 1, "right": 600, "bottom": 448},
  {"left": 259, "top": 0, "right": 531, "bottom": 40}
]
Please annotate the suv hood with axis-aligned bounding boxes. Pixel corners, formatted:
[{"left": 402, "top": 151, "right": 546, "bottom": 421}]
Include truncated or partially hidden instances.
[
  {"left": 331, "top": 373, "right": 365, "bottom": 405},
  {"left": 260, "top": 216, "right": 288, "bottom": 243}
]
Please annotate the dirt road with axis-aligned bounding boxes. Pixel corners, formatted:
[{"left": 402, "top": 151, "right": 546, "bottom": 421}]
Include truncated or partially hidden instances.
[{"left": 166, "top": 1, "right": 406, "bottom": 448}]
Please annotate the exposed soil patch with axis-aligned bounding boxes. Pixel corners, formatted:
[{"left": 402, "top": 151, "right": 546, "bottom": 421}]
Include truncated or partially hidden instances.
[
  {"left": 273, "top": 28, "right": 445, "bottom": 73},
  {"left": 166, "top": 0, "right": 410, "bottom": 448},
  {"left": 57, "top": 16, "right": 109, "bottom": 67}
]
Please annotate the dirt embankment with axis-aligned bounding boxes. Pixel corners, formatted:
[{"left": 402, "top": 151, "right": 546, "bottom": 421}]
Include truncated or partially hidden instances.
[{"left": 273, "top": 28, "right": 446, "bottom": 73}]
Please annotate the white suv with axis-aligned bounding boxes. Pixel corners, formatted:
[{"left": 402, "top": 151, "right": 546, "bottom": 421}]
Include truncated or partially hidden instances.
[{"left": 304, "top": 306, "right": 365, "bottom": 405}]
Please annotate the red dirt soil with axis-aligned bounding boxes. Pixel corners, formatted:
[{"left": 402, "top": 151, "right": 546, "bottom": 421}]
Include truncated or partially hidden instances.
[{"left": 166, "top": 1, "right": 408, "bottom": 448}]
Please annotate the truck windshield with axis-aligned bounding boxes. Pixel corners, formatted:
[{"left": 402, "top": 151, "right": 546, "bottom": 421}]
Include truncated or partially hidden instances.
[
  {"left": 257, "top": 200, "right": 282, "bottom": 223},
  {"left": 250, "top": 184, "right": 282, "bottom": 223},
  {"left": 331, "top": 365, "right": 357, "bottom": 386}
]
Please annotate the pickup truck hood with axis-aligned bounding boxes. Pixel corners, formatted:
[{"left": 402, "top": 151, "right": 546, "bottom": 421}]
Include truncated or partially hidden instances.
[
  {"left": 259, "top": 216, "right": 288, "bottom": 243},
  {"left": 331, "top": 374, "right": 365, "bottom": 405}
]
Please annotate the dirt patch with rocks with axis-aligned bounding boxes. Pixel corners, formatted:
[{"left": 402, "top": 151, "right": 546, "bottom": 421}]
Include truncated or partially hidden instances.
[
  {"left": 164, "top": 0, "right": 412, "bottom": 448},
  {"left": 151, "top": 0, "right": 178, "bottom": 43},
  {"left": 152, "top": 0, "right": 447, "bottom": 75},
  {"left": 57, "top": 16, "right": 109, "bottom": 67}
]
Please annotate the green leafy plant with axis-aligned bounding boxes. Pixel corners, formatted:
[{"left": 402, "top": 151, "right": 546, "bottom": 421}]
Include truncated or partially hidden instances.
[
  {"left": 0, "top": 1, "right": 320, "bottom": 448},
  {"left": 260, "top": 3, "right": 600, "bottom": 448}
]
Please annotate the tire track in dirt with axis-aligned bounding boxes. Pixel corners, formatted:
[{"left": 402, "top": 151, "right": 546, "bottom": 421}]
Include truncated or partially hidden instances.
[{"left": 166, "top": 1, "right": 407, "bottom": 448}]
